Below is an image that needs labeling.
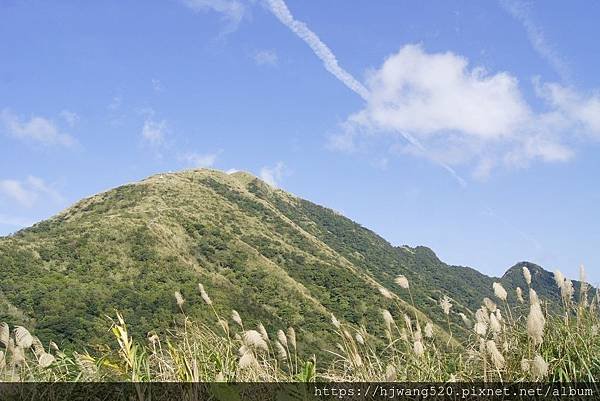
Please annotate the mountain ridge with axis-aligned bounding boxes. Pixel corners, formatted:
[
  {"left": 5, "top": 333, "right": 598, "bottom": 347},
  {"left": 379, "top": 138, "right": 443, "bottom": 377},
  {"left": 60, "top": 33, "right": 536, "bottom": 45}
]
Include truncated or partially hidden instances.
[{"left": 0, "top": 168, "right": 584, "bottom": 354}]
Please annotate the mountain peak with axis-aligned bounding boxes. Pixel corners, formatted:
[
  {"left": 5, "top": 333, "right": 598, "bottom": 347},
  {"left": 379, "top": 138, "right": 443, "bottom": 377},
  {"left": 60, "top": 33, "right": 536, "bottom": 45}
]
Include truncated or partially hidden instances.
[{"left": 0, "top": 168, "right": 576, "bottom": 351}]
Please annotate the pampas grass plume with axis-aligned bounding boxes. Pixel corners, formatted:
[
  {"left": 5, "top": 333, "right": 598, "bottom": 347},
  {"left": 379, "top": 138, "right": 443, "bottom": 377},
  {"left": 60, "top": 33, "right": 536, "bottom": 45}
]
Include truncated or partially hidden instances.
[
  {"left": 198, "top": 283, "right": 212, "bottom": 306},
  {"left": 395, "top": 275, "right": 410, "bottom": 289}
]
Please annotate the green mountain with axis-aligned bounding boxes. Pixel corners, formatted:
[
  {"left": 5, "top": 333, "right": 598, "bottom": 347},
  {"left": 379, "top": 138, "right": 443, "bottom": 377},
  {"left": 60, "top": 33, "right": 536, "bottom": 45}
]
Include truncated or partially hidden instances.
[{"left": 0, "top": 169, "right": 582, "bottom": 353}]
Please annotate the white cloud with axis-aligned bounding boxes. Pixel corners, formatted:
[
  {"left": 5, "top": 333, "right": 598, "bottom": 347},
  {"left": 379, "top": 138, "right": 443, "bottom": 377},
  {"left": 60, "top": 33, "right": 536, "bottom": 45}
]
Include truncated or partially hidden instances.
[
  {"left": 253, "top": 49, "right": 278, "bottom": 66},
  {"left": 108, "top": 96, "right": 122, "bottom": 111},
  {"left": 226, "top": 168, "right": 239, "bottom": 174},
  {"left": 265, "top": 0, "right": 370, "bottom": 100},
  {"left": 500, "top": 0, "right": 570, "bottom": 81},
  {"left": 0, "top": 180, "right": 34, "bottom": 207},
  {"left": 357, "top": 45, "right": 530, "bottom": 139},
  {"left": 332, "top": 45, "right": 581, "bottom": 177},
  {"left": 535, "top": 81, "right": 600, "bottom": 138},
  {"left": 152, "top": 79, "right": 163, "bottom": 92},
  {"left": 182, "top": 0, "right": 246, "bottom": 32},
  {"left": 259, "top": 162, "right": 286, "bottom": 187},
  {"left": 60, "top": 110, "right": 80, "bottom": 127},
  {"left": 180, "top": 151, "right": 220, "bottom": 168},
  {"left": 141, "top": 119, "right": 167, "bottom": 147},
  {"left": 1, "top": 109, "right": 75, "bottom": 147},
  {"left": 0, "top": 176, "right": 63, "bottom": 208}
]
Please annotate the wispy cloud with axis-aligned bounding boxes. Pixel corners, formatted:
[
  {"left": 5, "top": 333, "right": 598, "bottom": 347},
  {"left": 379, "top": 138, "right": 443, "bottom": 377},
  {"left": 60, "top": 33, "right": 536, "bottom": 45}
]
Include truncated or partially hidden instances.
[
  {"left": 141, "top": 118, "right": 168, "bottom": 147},
  {"left": 499, "top": 0, "right": 570, "bottom": 81},
  {"left": 179, "top": 151, "right": 220, "bottom": 168},
  {"left": 152, "top": 79, "right": 163, "bottom": 92},
  {"left": 181, "top": 0, "right": 246, "bottom": 33},
  {"left": 253, "top": 49, "right": 279, "bottom": 66},
  {"left": 534, "top": 79, "right": 600, "bottom": 139},
  {"left": 0, "top": 176, "right": 63, "bottom": 208},
  {"left": 60, "top": 110, "right": 80, "bottom": 127},
  {"left": 259, "top": 161, "right": 286, "bottom": 187},
  {"left": 108, "top": 95, "right": 122, "bottom": 111},
  {"left": 264, "top": 0, "right": 370, "bottom": 100},
  {"left": 1, "top": 109, "right": 75, "bottom": 147}
]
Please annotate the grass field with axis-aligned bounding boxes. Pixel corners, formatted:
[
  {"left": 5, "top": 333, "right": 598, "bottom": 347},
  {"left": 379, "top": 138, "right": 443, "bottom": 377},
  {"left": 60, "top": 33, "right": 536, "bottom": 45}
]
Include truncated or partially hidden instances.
[{"left": 1, "top": 266, "right": 598, "bottom": 383}]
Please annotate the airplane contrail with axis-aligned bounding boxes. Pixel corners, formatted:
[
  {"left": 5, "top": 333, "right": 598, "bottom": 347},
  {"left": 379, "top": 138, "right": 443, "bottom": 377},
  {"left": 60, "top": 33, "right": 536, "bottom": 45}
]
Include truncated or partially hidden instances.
[{"left": 265, "top": 0, "right": 467, "bottom": 187}]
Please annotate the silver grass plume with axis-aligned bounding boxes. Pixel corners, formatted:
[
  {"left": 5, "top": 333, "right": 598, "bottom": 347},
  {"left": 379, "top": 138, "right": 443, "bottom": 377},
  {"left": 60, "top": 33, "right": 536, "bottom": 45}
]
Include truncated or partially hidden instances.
[
  {"left": 257, "top": 323, "right": 269, "bottom": 342},
  {"left": 32, "top": 336, "right": 45, "bottom": 355},
  {"left": 530, "top": 289, "right": 540, "bottom": 305},
  {"left": 275, "top": 341, "right": 287, "bottom": 360},
  {"left": 382, "top": 310, "right": 394, "bottom": 332},
  {"left": 174, "top": 291, "right": 185, "bottom": 309},
  {"left": 238, "top": 351, "right": 258, "bottom": 370},
  {"left": 394, "top": 275, "right": 410, "bottom": 289},
  {"left": 476, "top": 307, "right": 490, "bottom": 323},
  {"left": 287, "top": 327, "right": 296, "bottom": 350},
  {"left": 0, "top": 322, "right": 9, "bottom": 348},
  {"left": 14, "top": 326, "right": 33, "bottom": 349},
  {"left": 403, "top": 314, "right": 412, "bottom": 333},
  {"left": 554, "top": 270, "right": 574, "bottom": 303},
  {"left": 489, "top": 313, "right": 502, "bottom": 334},
  {"left": 38, "top": 352, "right": 56, "bottom": 368},
  {"left": 11, "top": 344, "right": 25, "bottom": 367},
  {"left": 440, "top": 296, "right": 453, "bottom": 315},
  {"left": 554, "top": 270, "right": 565, "bottom": 291},
  {"left": 243, "top": 330, "right": 268, "bottom": 352},
  {"left": 493, "top": 282, "right": 508, "bottom": 302},
  {"left": 424, "top": 322, "right": 434, "bottom": 339},
  {"left": 413, "top": 340, "right": 425, "bottom": 357},
  {"left": 562, "top": 278, "right": 574, "bottom": 304},
  {"left": 413, "top": 322, "right": 423, "bottom": 342},
  {"left": 218, "top": 319, "right": 229, "bottom": 334},
  {"left": 579, "top": 265, "right": 589, "bottom": 307},
  {"left": 531, "top": 354, "right": 549, "bottom": 381},
  {"left": 474, "top": 322, "right": 488, "bottom": 337},
  {"left": 198, "top": 283, "right": 212, "bottom": 306},
  {"left": 516, "top": 287, "right": 524, "bottom": 304},
  {"left": 231, "top": 310, "right": 243, "bottom": 327},
  {"left": 459, "top": 313, "right": 473, "bottom": 329},
  {"left": 527, "top": 302, "right": 546, "bottom": 345},
  {"left": 483, "top": 298, "right": 497, "bottom": 313},
  {"left": 474, "top": 307, "right": 488, "bottom": 336},
  {"left": 486, "top": 340, "right": 505, "bottom": 369},
  {"left": 277, "top": 330, "right": 287, "bottom": 347},
  {"left": 378, "top": 287, "right": 394, "bottom": 300},
  {"left": 331, "top": 314, "right": 341, "bottom": 329},
  {"left": 521, "top": 359, "right": 531, "bottom": 373},
  {"left": 385, "top": 364, "right": 397, "bottom": 381},
  {"left": 523, "top": 266, "right": 532, "bottom": 286}
]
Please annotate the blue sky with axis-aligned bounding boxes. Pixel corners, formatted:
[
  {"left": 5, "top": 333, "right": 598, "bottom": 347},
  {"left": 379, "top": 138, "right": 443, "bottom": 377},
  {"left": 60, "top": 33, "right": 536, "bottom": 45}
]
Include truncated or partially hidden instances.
[{"left": 1, "top": 0, "right": 599, "bottom": 283}]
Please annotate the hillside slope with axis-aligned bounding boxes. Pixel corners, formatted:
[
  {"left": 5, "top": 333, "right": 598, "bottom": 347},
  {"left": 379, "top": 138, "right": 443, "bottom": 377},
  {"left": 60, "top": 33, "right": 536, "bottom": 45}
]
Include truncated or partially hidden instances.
[{"left": 0, "top": 169, "right": 581, "bottom": 354}]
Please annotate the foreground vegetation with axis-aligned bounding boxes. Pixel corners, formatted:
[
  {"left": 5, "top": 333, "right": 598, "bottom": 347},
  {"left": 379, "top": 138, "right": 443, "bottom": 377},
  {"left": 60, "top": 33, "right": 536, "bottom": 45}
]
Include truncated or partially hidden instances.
[{"left": 1, "top": 266, "right": 598, "bottom": 382}]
